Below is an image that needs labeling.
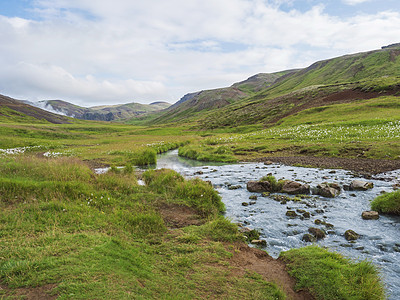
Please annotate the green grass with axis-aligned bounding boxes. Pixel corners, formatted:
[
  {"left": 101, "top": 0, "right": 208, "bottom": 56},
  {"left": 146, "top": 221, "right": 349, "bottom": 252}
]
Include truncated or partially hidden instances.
[
  {"left": 371, "top": 190, "right": 400, "bottom": 215},
  {"left": 178, "top": 144, "right": 238, "bottom": 163},
  {"left": 0, "top": 156, "right": 286, "bottom": 299},
  {"left": 280, "top": 245, "right": 385, "bottom": 300}
]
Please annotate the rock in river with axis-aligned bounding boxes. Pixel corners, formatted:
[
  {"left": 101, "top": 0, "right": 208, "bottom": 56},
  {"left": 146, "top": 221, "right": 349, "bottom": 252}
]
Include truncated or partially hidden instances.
[
  {"left": 302, "top": 234, "right": 317, "bottom": 242},
  {"left": 361, "top": 211, "right": 379, "bottom": 220},
  {"left": 345, "top": 229, "right": 360, "bottom": 241},
  {"left": 314, "top": 182, "right": 341, "bottom": 198},
  {"left": 349, "top": 180, "right": 374, "bottom": 191},
  {"left": 308, "top": 227, "right": 326, "bottom": 240},
  {"left": 247, "top": 181, "right": 272, "bottom": 193},
  {"left": 281, "top": 180, "right": 310, "bottom": 195}
]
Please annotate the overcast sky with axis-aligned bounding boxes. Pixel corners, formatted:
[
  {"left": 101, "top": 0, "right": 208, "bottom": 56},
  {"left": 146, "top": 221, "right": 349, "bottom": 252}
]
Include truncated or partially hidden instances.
[{"left": 0, "top": 0, "right": 399, "bottom": 106}]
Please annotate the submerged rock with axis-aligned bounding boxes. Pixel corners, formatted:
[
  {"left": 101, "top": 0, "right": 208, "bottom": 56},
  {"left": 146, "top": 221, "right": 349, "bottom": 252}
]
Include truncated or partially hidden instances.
[
  {"left": 361, "top": 211, "right": 379, "bottom": 220},
  {"left": 281, "top": 180, "right": 310, "bottom": 195},
  {"left": 308, "top": 227, "right": 326, "bottom": 240},
  {"left": 345, "top": 229, "right": 360, "bottom": 241},
  {"left": 302, "top": 234, "right": 316, "bottom": 242},
  {"left": 286, "top": 210, "right": 298, "bottom": 217},
  {"left": 349, "top": 180, "right": 374, "bottom": 191},
  {"left": 314, "top": 182, "right": 341, "bottom": 198},
  {"left": 247, "top": 181, "right": 272, "bottom": 193}
]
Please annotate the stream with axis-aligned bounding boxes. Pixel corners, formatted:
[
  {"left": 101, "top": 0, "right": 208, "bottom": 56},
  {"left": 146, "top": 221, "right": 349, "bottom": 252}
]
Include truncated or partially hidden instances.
[{"left": 155, "top": 150, "right": 400, "bottom": 299}]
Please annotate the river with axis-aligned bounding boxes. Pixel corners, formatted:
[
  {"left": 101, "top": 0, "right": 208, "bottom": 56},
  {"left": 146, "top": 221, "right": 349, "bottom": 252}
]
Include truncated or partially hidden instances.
[{"left": 155, "top": 150, "right": 400, "bottom": 299}]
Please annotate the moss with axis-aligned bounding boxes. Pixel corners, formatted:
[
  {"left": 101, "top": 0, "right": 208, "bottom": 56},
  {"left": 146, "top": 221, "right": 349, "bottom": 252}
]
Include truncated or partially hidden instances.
[{"left": 371, "top": 190, "right": 400, "bottom": 215}]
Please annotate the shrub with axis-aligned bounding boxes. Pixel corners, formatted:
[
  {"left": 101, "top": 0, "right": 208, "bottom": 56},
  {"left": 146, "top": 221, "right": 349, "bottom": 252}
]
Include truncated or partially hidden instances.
[
  {"left": 130, "top": 148, "right": 157, "bottom": 166},
  {"left": 371, "top": 190, "right": 400, "bottom": 215}
]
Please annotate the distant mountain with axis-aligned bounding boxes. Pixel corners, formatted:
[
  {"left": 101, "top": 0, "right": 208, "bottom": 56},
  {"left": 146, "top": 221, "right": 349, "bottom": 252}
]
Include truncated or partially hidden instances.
[
  {"left": 150, "top": 71, "right": 292, "bottom": 124},
  {"left": 148, "top": 44, "right": 400, "bottom": 128},
  {"left": 41, "top": 100, "right": 171, "bottom": 121},
  {"left": 0, "top": 94, "right": 70, "bottom": 124}
]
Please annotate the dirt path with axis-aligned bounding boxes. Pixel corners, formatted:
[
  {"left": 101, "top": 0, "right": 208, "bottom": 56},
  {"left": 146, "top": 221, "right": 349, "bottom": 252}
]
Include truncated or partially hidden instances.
[
  {"left": 261, "top": 156, "right": 400, "bottom": 176},
  {"left": 229, "top": 243, "right": 314, "bottom": 300}
]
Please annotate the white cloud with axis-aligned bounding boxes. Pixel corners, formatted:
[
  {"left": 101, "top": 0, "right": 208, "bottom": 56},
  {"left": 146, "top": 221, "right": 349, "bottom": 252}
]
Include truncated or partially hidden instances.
[
  {"left": 0, "top": 1, "right": 399, "bottom": 105},
  {"left": 342, "top": 0, "right": 371, "bottom": 5}
]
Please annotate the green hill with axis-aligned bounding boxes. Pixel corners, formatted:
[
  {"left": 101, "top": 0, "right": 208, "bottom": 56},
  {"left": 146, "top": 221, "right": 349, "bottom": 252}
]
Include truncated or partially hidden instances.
[{"left": 147, "top": 45, "right": 400, "bottom": 129}]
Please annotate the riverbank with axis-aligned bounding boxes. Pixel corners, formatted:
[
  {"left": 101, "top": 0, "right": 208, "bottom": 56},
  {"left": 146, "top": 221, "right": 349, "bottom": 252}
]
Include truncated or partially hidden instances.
[{"left": 259, "top": 156, "right": 400, "bottom": 176}]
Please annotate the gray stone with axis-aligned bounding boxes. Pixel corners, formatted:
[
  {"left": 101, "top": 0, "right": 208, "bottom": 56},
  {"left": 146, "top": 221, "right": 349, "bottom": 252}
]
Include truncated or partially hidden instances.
[
  {"left": 314, "top": 182, "right": 341, "bottom": 198},
  {"left": 349, "top": 180, "right": 374, "bottom": 191},
  {"left": 281, "top": 181, "right": 310, "bottom": 195},
  {"left": 361, "top": 211, "right": 379, "bottom": 220}
]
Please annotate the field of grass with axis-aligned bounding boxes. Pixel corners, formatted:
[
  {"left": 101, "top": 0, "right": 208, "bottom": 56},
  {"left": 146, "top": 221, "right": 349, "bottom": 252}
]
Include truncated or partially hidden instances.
[
  {"left": 0, "top": 156, "right": 290, "bottom": 299},
  {"left": 182, "top": 95, "right": 400, "bottom": 161}
]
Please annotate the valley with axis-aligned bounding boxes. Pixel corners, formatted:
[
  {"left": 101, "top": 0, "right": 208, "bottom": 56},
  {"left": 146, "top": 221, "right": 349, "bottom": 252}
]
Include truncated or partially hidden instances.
[{"left": 1, "top": 44, "right": 399, "bottom": 299}]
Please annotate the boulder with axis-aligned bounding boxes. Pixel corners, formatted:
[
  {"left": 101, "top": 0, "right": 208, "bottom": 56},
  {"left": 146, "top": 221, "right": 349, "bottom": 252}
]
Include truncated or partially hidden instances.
[
  {"left": 308, "top": 227, "right": 326, "bottom": 240},
  {"left": 281, "top": 181, "right": 310, "bottom": 195},
  {"left": 247, "top": 181, "right": 272, "bottom": 193},
  {"left": 249, "top": 195, "right": 258, "bottom": 200},
  {"left": 349, "top": 180, "right": 374, "bottom": 191},
  {"left": 314, "top": 183, "right": 341, "bottom": 198},
  {"left": 286, "top": 210, "right": 298, "bottom": 217},
  {"left": 361, "top": 211, "right": 379, "bottom": 220},
  {"left": 302, "top": 234, "right": 316, "bottom": 243},
  {"left": 345, "top": 229, "right": 359, "bottom": 241}
]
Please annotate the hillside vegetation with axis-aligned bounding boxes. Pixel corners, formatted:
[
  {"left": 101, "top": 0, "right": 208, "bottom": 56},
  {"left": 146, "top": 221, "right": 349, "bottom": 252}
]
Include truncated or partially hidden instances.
[{"left": 147, "top": 46, "right": 400, "bottom": 129}]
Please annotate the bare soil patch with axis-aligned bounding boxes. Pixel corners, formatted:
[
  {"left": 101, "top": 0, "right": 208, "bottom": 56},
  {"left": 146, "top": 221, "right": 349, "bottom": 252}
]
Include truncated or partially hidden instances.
[
  {"left": 262, "top": 156, "right": 400, "bottom": 176},
  {"left": 159, "top": 203, "right": 205, "bottom": 228},
  {"left": 0, "top": 283, "right": 58, "bottom": 299},
  {"left": 228, "top": 243, "right": 314, "bottom": 300}
]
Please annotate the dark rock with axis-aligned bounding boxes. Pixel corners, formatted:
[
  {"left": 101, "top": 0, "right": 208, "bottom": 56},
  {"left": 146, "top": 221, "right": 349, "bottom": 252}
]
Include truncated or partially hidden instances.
[
  {"left": 247, "top": 181, "right": 272, "bottom": 193},
  {"left": 302, "top": 212, "right": 311, "bottom": 219},
  {"left": 194, "top": 170, "right": 204, "bottom": 175},
  {"left": 345, "top": 229, "right": 359, "bottom": 241},
  {"left": 228, "top": 185, "right": 241, "bottom": 190},
  {"left": 314, "top": 219, "right": 322, "bottom": 225},
  {"left": 242, "top": 202, "right": 249, "bottom": 206},
  {"left": 314, "top": 182, "right": 341, "bottom": 198},
  {"left": 249, "top": 195, "right": 258, "bottom": 200},
  {"left": 349, "top": 180, "right": 374, "bottom": 191},
  {"left": 281, "top": 181, "right": 310, "bottom": 195},
  {"left": 249, "top": 201, "right": 256, "bottom": 205},
  {"left": 286, "top": 210, "right": 298, "bottom": 217},
  {"left": 302, "top": 234, "right": 316, "bottom": 242},
  {"left": 361, "top": 211, "right": 379, "bottom": 220},
  {"left": 308, "top": 227, "right": 326, "bottom": 240}
]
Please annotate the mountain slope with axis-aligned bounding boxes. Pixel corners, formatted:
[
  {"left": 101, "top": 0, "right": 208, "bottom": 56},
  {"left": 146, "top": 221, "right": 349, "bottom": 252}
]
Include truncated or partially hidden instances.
[
  {"left": 150, "top": 70, "right": 292, "bottom": 125},
  {"left": 148, "top": 44, "right": 400, "bottom": 128},
  {"left": 42, "top": 100, "right": 171, "bottom": 121},
  {"left": 0, "top": 94, "right": 70, "bottom": 124}
]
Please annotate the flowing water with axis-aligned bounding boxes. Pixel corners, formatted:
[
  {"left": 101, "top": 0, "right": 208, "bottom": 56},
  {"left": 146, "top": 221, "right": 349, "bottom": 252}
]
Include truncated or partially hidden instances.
[{"left": 155, "top": 150, "right": 400, "bottom": 299}]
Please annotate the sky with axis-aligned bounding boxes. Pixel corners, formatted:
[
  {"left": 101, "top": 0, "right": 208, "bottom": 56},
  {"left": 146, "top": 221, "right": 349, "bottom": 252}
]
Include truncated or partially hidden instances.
[{"left": 0, "top": 0, "right": 399, "bottom": 107}]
